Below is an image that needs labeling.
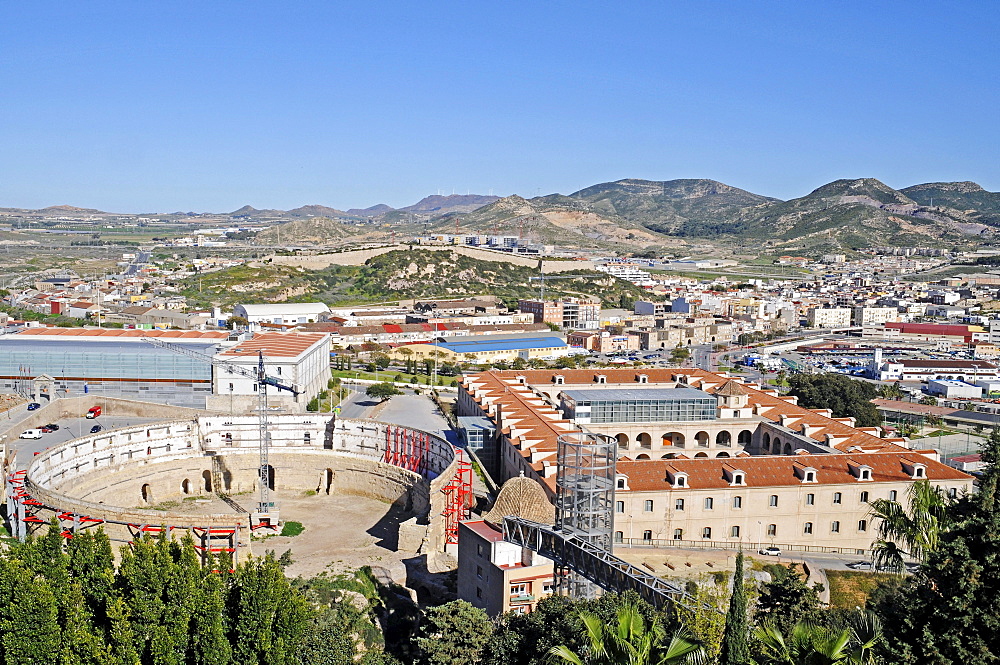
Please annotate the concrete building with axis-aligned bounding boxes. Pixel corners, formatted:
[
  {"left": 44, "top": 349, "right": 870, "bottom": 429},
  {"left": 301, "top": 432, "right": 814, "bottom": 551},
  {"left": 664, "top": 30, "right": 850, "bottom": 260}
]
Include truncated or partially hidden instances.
[
  {"left": 926, "top": 380, "right": 982, "bottom": 399},
  {"left": 807, "top": 307, "right": 852, "bottom": 328},
  {"left": 457, "top": 476, "right": 555, "bottom": 616},
  {"left": 209, "top": 332, "right": 331, "bottom": 412},
  {"left": 518, "top": 298, "right": 600, "bottom": 330},
  {"left": 397, "top": 336, "right": 570, "bottom": 365},
  {"left": 852, "top": 307, "right": 900, "bottom": 326},
  {"left": 456, "top": 368, "right": 972, "bottom": 553},
  {"left": 567, "top": 330, "right": 640, "bottom": 354},
  {"left": 233, "top": 303, "right": 330, "bottom": 326}
]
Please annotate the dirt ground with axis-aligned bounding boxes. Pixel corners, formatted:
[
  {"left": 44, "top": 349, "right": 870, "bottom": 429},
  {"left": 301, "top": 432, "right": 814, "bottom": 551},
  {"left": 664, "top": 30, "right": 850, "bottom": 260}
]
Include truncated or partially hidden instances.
[{"left": 246, "top": 490, "right": 423, "bottom": 581}]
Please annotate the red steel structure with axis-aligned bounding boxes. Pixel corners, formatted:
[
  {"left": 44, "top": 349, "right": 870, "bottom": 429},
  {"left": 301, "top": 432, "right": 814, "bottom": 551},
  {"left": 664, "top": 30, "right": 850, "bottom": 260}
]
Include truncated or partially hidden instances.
[
  {"left": 442, "top": 448, "right": 473, "bottom": 545},
  {"left": 384, "top": 424, "right": 430, "bottom": 474}
]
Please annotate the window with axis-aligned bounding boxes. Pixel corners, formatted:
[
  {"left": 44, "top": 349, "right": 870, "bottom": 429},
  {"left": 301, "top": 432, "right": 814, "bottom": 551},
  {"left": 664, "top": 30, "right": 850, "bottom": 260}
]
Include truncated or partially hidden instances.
[
  {"left": 476, "top": 587, "right": 482, "bottom": 599},
  {"left": 889, "top": 490, "right": 898, "bottom": 502},
  {"left": 476, "top": 566, "right": 483, "bottom": 580},
  {"left": 803, "top": 522, "right": 813, "bottom": 534},
  {"left": 702, "top": 527, "right": 712, "bottom": 539},
  {"left": 644, "top": 500, "right": 654, "bottom": 512},
  {"left": 915, "top": 467, "right": 925, "bottom": 478},
  {"left": 860, "top": 469, "right": 871, "bottom": 481},
  {"left": 949, "top": 487, "right": 958, "bottom": 499},
  {"left": 831, "top": 521, "right": 840, "bottom": 533},
  {"left": 615, "top": 501, "right": 624, "bottom": 513},
  {"left": 767, "top": 524, "right": 777, "bottom": 537},
  {"left": 733, "top": 473, "right": 744, "bottom": 485},
  {"left": 614, "top": 531, "right": 624, "bottom": 543},
  {"left": 860, "top": 491, "right": 869, "bottom": 503},
  {"left": 704, "top": 497, "right": 714, "bottom": 510},
  {"left": 805, "top": 471, "right": 815, "bottom": 482},
  {"left": 769, "top": 495, "right": 778, "bottom": 507},
  {"left": 675, "top": 476, "right": 687, "bottom": 488},
  {"left": 673, "top": 528, "right": 683, "bottom": 540},
  {"left": 510, "top": 584, "right": 527, "bottom": 597},
  {"left": 733, "top": 496, "right": 743, "bottom": 509},
  {"left": 730, "top": 525, "right": 740, "bottom": 538},
  {"left": 858, "top": 520, "right": 868, "bottom": 532},
  {"left": 675, "top": 499, "right": 685, "bottom": 511},
  {"left": 617, "top": 478, "right": 626, "bottom": 489},
  {"left": 642, "top": 530, "right": 652, "bottom": 542},
  {"left": 833, "top": 492, "right": 842, "bottom": 504},
  {"left": 477, "top": 544, "right": 484, "bottom": 557},
  {"left": 806, "top": 493, "right": 815, "bottom": 506}
]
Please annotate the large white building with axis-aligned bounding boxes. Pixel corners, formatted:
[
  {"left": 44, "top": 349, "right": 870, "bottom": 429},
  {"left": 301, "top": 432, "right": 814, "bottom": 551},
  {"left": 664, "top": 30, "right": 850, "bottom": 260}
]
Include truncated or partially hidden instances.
[{"left": 233, "top": 303, "right": 331, "bottom": 326}]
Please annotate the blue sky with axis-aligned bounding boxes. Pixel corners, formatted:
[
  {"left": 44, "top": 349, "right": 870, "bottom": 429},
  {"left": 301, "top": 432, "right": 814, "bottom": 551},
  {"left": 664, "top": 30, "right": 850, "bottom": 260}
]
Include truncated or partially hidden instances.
[{"left": 1, "top": 1, "right": 997, "bottom": 212}]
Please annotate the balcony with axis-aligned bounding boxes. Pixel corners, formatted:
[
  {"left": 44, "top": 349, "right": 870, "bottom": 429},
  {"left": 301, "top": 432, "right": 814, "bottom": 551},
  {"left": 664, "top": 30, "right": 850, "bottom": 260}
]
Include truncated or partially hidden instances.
[{"left": 509, "top": 594, "right": 535, "bottom": 604}]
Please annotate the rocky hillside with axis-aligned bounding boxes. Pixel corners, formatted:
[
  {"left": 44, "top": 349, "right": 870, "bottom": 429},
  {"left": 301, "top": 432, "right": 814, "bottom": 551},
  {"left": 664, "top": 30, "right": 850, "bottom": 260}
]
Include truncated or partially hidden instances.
[
  {"left": 901, "top": 181, "right": 1000, "bottom": 226},
  {"left": 180, "top": 249, "right": 646, "bottom": 309}
]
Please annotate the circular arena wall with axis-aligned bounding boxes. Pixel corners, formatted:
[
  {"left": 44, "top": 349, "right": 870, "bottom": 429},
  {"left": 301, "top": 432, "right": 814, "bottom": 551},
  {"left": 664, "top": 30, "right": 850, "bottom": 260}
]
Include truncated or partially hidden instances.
[{"left": 23, "top": 414, "right": 459, "bottom": 551}]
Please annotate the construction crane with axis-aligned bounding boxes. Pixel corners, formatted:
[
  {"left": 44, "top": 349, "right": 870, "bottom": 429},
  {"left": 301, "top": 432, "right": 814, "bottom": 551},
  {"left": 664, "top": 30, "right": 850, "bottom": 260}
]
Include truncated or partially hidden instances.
[{"left": 140, "top": 336, "right": 301, "bottom": 528}]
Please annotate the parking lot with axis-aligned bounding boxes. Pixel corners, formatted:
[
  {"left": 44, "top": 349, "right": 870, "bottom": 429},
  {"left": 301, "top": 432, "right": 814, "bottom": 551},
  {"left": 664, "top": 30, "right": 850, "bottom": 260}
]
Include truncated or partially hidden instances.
[{"left": 3, "top": 412, "right": 163, "bottom": 467}]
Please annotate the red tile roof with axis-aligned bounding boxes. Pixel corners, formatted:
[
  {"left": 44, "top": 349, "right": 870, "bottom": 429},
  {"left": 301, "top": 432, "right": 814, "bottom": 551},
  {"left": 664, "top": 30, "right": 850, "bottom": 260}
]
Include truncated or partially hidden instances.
[
  {"left": 16, "top": 328, "right": 228, "bottom": 340},
  {"left": 617, "top": 452, "right": 969, "bottom": 491},
  {"left": 219, "top": 332, "right": 327, "bottom": 358}
]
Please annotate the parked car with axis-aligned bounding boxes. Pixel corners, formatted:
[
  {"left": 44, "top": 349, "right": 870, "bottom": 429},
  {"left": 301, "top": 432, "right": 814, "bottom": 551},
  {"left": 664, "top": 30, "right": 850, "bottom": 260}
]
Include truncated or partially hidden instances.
[
  {"left": 758, "top": 546, "right": 782, "bottom": 556},
  {"left": 19, "top": 429, "right": 43, "bottom": 440},
  {"left": 26, "top": 402, "right": 41, "bottom": 411},
  {"left": 90, "top": 424, "right": 103, "bottom": 433},
  {"left": 86, "top": 405, "right": 102, "bottom": 419},
  {"left": 42, "top": 423, "right": 59, "bottom": 431}
]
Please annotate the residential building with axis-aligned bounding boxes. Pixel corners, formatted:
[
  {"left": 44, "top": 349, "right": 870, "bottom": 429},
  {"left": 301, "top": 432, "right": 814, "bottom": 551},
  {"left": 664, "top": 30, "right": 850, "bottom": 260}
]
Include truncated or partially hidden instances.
[
  {"left": 807, "top": 307, "right": 852, "bottom": 328},
  {"left": 518, "top": 298, "right": 600, "bottom": 330},
  {"left": 233, "top": 302, "right": 331, "bottom": 326},
  {"left": 567, "top": 330, "right": 640, "bottom": 353}
]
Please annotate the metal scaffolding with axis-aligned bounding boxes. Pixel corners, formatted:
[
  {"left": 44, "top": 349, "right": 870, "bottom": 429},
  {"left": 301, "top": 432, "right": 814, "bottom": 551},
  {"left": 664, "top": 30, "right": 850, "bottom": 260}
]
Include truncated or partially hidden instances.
[
  {"left": 442, "top": 447, "right": 473, "bottom": 545},
  {"left": 503, "top": 516, "right": 702, "bottom": 611},
  {"left": 554, "top": 430, "right": 616, "bottom": 600}
]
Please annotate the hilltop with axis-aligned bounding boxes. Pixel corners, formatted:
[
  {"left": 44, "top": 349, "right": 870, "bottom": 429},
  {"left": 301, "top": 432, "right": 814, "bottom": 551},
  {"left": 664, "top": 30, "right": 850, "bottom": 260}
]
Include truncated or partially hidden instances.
[
  {"left": 901, "top": 181, "right": 1000, "bottom": 226},
  {"left": 179, "top": 248, "right": 647, "bottom": 309}
]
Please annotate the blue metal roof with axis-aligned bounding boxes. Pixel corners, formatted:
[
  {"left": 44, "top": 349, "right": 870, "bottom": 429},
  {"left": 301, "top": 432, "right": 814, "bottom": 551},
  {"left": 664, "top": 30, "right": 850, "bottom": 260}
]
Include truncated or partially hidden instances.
[{"left": 435, "top": 336, "right": 567, "bottom": 353}]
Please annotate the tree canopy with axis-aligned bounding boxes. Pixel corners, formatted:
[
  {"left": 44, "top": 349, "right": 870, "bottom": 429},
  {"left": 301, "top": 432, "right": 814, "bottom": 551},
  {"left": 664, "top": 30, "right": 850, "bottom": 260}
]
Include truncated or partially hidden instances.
[{"left": 785, "top": 374, "right": 882, "bottom": 427}]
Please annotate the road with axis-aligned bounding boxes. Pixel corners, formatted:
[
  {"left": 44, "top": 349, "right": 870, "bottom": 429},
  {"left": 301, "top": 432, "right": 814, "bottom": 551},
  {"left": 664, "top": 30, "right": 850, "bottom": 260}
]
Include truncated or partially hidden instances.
[{"left": 4, "top": 414, "right": 162, "bottom": 467}]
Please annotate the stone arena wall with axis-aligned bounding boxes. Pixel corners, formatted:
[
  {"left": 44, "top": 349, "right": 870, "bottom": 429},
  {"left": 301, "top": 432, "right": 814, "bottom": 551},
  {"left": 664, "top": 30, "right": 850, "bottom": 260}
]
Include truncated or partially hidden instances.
[{"left": 22, "top": 414, "right": 458, "bottom": 550}]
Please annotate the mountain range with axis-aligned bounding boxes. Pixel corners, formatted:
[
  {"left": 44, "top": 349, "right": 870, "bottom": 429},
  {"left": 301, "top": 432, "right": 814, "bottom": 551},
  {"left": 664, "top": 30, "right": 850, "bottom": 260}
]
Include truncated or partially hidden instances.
[{"left": 7, "top": 178, "right": 1000, "bottom": 253}]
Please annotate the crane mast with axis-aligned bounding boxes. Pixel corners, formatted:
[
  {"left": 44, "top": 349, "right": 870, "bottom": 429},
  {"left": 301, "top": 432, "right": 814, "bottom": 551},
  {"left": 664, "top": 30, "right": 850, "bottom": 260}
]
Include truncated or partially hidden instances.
[{"left": 140, "top": 336, "right": 300, "bottom": 528}]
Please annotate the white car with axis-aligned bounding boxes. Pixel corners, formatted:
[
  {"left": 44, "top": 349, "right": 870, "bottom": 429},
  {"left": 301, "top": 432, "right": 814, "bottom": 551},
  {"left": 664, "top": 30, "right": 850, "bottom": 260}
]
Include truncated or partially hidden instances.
[
  {"left": 19, "top": 429, "right": 43, "bottom": 439},
  {"left": 758, "top": 546, "right": 782, "bottom": 556}
]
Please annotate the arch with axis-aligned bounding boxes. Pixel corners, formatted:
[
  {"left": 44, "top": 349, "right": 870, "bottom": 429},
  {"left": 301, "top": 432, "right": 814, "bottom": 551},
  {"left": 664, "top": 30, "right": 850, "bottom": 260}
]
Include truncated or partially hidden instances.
[
  {"left": 324, "top": 468, "right": 335, "bottom": 494},
  {"left": 694, "top": 452, "right": 709, "bottom": 458},
  {"left": 738, "top": 430, "right": 753, "bottom": 447},
  {"left": 661, "top": 453, "right": 678, "bottom": 459},
  {"left": 772, "top": 437, "right": 781, "bottom": 453},
  {"left": 637, "top": 433, "right": 652, "bottom": 449},
  {"left": 663, "top": 432, "right": 685, "bottom": 448},
  {"left": 181, "top": 479, "right": 191, "bottom": 495},
  {"left": 695, "top": 431, "right": 710, "bottom": 448},
  {"left": 222, "top": 470, "right": 233, "bottom": 491},
  {"left": 141, "top": 484, "right": 152, "bottom": 504},
  {"left": 715, "top": 451, "right": 731, "bottom": 458},
  {"left": 783, "top": 442, "right": 793, "bottom": 455},
  {"left": 616, "top": 433, "right": 629, "bottom": 449},
  {"left": 202, "top": 470, "right": 212, "bottom": 493},
  {"left": 762, "top": 432, "right": 771, "bottom": 452},
  {"left": 716, "top": 431, "right": 731, "bottom": 447},
  {"left": 636, "top": 454, "right": 651, "bottom": 460}
]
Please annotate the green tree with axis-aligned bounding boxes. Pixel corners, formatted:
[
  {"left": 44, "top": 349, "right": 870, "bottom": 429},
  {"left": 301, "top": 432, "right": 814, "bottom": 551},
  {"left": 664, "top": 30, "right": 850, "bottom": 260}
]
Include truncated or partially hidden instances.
[
  {"left": 548, "top": 602, "right": 704, "bottom": 665},
  {"left": 483, "top": 594, "right": 585, "bottom": 665},
  {"left": 670, "top": 345, "right": 691, "bottom": 364},
  {"left": 877, "top": 382, "right": 904, "bottom": 400},
  {"left": 719, "top": 552, "right": 750, "bottom": 665},
  {"left": 753, "top": 614, "right": 883, "bottom": 665},
  {"left": 754, "top": 566, "right": 824, "bottom": 636},
  {"left": 228, "top": 555, "right": 311, "bottom": 665},
  {"left": 869, "top": 480, "right": 948, "bottom": 573},
  {"left": 876, "top": 427, "right": 1000, "bottom": 664},
  {"left": 366, "top": 382, "right": 402, "bottom": 402},
  {"left": 415, "top": 600, "right": 493, "bottom": 665},
  {"left": 785, "top": 374, "right": 881, "bottom": 427}
]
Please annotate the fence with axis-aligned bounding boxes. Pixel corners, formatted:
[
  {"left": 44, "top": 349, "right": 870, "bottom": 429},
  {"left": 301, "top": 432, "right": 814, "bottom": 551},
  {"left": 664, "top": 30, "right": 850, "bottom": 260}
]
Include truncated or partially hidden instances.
[{"left": 614, "top": 536, "right": 871, "bottom": 556}]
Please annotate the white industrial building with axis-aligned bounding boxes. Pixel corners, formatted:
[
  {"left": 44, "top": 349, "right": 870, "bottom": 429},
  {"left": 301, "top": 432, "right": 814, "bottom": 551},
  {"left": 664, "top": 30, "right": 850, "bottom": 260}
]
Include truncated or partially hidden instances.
[{"left": 233, "top": 303, "right": 331, "bottom": 326}]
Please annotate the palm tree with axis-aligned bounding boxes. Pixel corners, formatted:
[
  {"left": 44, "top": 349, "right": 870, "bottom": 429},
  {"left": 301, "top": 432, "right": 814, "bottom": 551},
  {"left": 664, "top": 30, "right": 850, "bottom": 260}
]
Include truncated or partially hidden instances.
[
  {"left": 869, "top": 479, "right": 948, "bottom": 573},
  {"left": 548, "top": 603, "right": 704, "bottom": 665},
  {"left": 753, "top": 614, "right": 882, "bottom": 665}
]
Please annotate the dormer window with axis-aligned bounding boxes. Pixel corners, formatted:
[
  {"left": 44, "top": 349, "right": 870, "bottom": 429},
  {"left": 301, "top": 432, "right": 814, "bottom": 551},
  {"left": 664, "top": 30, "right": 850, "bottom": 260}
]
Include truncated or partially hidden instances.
[
  {"left": 860, "top": 468, "right": 871, "bottom": 481},
  {"left": 516, "top": 375, "right": 527, "bottom": 384},
  {"left": 725, "top": 467, "right": 746, "bottom": 486},
  {"left": 805, "top": 471, "right": 815, "bottom": 482},
  {"left": 733, "top": 473, "right": 744, "bottom": 485},
  {"left": 554, "top": 375, "right": 565, "bottom": 385},
  {"left": 914, "top": 466, "right": 925, "bottom": 478},
  {"left": 669, "top": 471, "right": 689, "bottom": 488},
  {"left": 902, "top": 460, "right": 927, "bottom": 479},
  {"left": 849, "top": 461, "right": 873, "bottom": 481},
  {"left": 596, "top": 374, "right": 607, "bottom": 384},
  {"left": 616, "top": 475, "right": 630, "bottom": 490},
  {"left": 637, "top": 374, "right": 648, "bottom": 384}
]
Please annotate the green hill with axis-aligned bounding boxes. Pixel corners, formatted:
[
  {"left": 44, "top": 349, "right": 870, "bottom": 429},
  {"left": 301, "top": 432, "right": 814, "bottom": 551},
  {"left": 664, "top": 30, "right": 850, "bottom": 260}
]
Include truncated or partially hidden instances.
[
  {"left": 901, "top": 181, "right": 1000, "bottom": 226},
  {"left": 180, "top": 249, "right": 647, "bottom": 309}
]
